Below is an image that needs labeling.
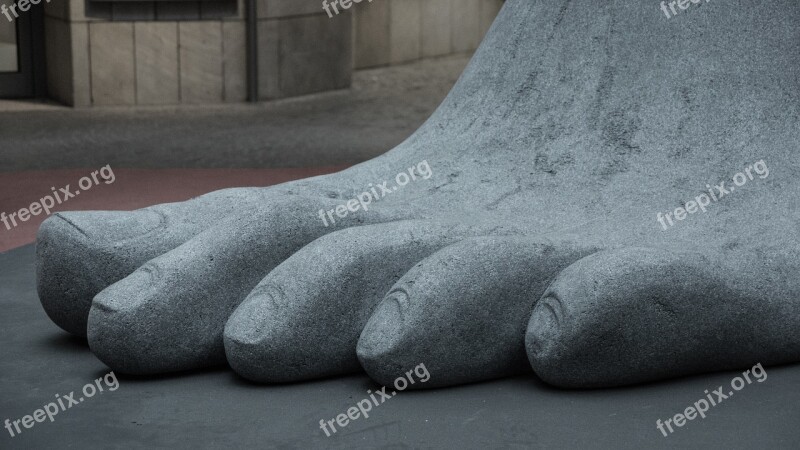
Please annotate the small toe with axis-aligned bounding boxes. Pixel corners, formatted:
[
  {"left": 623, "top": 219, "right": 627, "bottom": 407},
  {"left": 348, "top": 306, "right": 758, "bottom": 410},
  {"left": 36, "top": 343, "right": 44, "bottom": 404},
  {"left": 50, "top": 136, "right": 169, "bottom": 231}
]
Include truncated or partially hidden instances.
[
  {"left": 224, "top": 220, "right": 477, "bottom": 383},
  {"left": 357, "top": 235, "right": 599, "bottom": 388},
  {"left": 525, "top": 247, "right": 800, "bottom": 388}
]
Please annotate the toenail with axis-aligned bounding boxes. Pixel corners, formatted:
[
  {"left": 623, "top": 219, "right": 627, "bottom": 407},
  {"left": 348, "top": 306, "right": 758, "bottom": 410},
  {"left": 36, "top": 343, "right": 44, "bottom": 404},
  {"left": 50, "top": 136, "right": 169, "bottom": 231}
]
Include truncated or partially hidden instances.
[
  {"left": 359, "top": 293, "right": 407, "bottom": 360},
  {"left": 251, "top": 284, "right": 288, "bottom": 311},
  {"left": 51, "top": 213, "right": 91, "bottom": 239},
  {"left": 93, "top": 269, "right": 157, "bottom": 313},
  {"left": 527, "top": 294, "right": 563, "bottom": 355},
  {"left": 225, "top": 300, "right": 269, "bottom": 346},
  {"left": 53, "top": 210, "right": 165, "bottom": 243},
  {"left": 386, "top": 287, "right": 411, "bottom": 318}
]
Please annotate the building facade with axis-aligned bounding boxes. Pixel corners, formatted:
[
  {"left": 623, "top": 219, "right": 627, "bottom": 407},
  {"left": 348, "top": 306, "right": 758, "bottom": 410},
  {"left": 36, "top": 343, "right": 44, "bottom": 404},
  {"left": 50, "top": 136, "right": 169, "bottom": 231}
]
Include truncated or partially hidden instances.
[{"left": 0, "top": 0, "right": 503, "bottom": 106}]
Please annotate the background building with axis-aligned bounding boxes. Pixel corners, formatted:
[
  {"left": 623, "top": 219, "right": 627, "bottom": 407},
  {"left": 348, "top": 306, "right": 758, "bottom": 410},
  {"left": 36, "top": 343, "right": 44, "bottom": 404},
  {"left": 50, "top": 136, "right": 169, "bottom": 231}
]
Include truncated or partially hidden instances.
[{"left": 0, "top": 0, "right": 503, "bottom": 106}]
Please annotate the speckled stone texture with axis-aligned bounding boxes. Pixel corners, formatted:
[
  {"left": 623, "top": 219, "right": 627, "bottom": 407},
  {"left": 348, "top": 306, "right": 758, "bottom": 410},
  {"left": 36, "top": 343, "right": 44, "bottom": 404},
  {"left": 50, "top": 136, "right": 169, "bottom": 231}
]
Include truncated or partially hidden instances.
[
  {"left": 358, "top": 236, "right": 599, "bottom": 388},
  {"left": 37, "top": 0, "right": 800, "bottom": 388}
]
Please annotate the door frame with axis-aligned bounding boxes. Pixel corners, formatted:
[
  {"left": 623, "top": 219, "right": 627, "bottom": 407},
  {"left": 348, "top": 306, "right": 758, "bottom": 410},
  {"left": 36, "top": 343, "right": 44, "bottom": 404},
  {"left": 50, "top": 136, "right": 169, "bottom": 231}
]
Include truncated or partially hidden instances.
[{"left": 0, "top": 3, "right": 45, "bottom": 99}]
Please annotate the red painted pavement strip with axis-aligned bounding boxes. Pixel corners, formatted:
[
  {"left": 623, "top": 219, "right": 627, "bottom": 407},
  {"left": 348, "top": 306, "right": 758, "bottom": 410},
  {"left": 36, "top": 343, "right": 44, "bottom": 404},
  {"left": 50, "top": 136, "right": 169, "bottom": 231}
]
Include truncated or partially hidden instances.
[{"left": 0, "top": 166, "right": 347, "bottom": 253}]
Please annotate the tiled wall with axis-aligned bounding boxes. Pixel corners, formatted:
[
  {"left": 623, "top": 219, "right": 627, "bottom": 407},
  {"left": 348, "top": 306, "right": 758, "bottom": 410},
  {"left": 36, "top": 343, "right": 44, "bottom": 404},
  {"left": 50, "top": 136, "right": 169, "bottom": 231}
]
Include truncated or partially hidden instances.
[
  {"left": 354, "top": 0, "right": 503, "bottom": 69},
  {"left": 42, "top": 0, "right": 503, "bottom": 107},
  {"left": 256, "top": 2, "right": 352, "bottom": 100},
  {"left": 43, "top": 0, "right": 247, "bottom": 107}
]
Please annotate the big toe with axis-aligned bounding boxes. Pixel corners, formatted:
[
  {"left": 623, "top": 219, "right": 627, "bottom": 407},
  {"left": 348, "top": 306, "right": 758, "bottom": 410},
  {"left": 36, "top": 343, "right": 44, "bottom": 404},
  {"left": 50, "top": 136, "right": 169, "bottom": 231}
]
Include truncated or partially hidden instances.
[{"left": 37, "top": 209, "right": 168, "bottom": 336}]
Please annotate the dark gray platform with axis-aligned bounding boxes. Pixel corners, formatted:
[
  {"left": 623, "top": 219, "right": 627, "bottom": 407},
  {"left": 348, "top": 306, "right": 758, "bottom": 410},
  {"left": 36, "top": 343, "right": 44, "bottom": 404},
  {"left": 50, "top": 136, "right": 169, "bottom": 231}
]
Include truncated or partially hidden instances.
[{"left": 1, "top": 244, "right": 798, "bottom": 449}]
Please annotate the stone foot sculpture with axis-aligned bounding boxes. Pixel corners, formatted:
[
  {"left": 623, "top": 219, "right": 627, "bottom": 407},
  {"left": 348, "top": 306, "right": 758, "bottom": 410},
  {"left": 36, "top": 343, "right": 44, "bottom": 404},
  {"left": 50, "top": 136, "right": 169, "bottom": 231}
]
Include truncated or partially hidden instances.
[{"left": 36, "top": 0, "right": 800, "bottom": 388}]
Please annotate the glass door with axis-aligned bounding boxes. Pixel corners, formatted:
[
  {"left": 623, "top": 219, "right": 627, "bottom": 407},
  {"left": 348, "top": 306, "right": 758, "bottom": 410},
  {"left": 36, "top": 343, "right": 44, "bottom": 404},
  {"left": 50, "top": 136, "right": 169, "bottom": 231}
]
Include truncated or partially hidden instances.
[{"left": 0, "top": 20, "right": 19, "bottom": 73}]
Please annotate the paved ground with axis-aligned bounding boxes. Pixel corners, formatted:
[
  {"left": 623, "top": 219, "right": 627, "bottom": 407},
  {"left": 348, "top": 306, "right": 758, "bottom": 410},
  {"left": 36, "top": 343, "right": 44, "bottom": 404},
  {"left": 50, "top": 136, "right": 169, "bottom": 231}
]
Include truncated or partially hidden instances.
[
  {"left": 0, "top": 55, "right": 469, "bottom": 172},
  {"left": 1, "top": 245, "right": 799, "bottom": 449},
  {"left": 0, "top": 55, "right": 466, "bottom": 250}
]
